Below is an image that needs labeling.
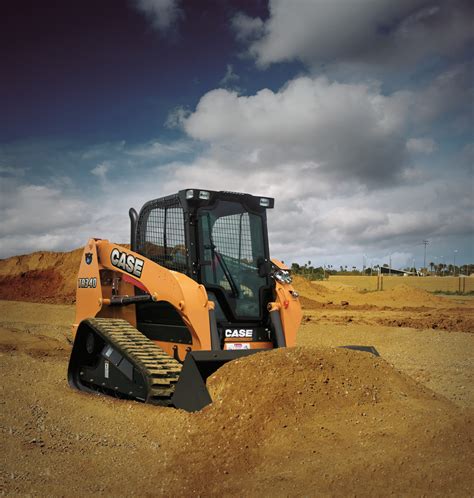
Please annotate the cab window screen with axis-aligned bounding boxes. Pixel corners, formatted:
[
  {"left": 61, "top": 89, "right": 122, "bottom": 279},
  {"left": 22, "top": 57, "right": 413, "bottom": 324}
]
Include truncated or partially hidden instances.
[{"left": 138, "top": 201, "right": 187, "bottom": 273}]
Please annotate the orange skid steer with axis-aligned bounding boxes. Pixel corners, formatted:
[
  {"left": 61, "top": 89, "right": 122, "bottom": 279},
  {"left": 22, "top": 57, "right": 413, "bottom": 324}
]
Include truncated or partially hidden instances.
[{"left": 68, "top": 189, "right": 302, "bottom": 411}]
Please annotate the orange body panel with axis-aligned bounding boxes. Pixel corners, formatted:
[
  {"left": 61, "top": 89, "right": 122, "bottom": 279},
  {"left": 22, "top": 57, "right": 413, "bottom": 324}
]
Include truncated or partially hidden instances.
[
  {"left": 268, "top": 282, "right": 302, "bottom": 347},
  {"left": 271, "top": 258, "right": 290, "bottom": 271},
  {"left": 73, "top": 241, "right": 102, "bottom": 333}
]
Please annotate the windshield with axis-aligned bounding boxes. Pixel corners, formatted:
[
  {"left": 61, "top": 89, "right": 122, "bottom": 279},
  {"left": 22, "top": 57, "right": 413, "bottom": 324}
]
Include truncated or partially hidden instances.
[{"left": 199, "top": 200, "right": 267, "bottom": 319}]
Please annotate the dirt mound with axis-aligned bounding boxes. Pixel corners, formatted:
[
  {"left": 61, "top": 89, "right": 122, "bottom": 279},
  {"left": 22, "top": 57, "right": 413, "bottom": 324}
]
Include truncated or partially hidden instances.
[
  {"left": 384, "top": 284, "right": 445, "bottom": 302},
  {"left": 167, "top": 347, "right": 473, "bottom": 496},
  {"left": 206, "top": 347, "right": 432, "bottom": 418},
  {"left": 0, "top": 269, "right": 76, "bottom": 304},
  {"left": 377, "top": 311, "right": 474, "bottom": 333},
  {"left": 0, "top": 244, "right": 128, "bottom": 304},
  {"left": 292, "top": 276, "right": 456, "bottom": 309},
  {"left": 0, "top": 249, "right": 82, "bottom": 304},
  {"left": 298, "top": 295, "right": 324, "bottom": 309}
]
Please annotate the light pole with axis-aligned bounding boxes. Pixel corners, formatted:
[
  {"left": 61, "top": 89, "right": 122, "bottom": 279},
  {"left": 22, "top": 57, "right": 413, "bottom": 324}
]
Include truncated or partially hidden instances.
[{"left": 422, "top": 240, "right": 429, "bottom": 273}]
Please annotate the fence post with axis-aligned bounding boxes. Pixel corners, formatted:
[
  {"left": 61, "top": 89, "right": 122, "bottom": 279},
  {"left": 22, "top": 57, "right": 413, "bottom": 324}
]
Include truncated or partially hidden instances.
[{"left": 459, "top": 276, "right": 465, "bottom": 293}]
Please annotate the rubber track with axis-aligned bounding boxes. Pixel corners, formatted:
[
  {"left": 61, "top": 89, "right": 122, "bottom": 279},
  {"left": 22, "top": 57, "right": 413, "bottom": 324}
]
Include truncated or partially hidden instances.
[{"left": 86, "top": 317, "right": 182, "bottom": 405}]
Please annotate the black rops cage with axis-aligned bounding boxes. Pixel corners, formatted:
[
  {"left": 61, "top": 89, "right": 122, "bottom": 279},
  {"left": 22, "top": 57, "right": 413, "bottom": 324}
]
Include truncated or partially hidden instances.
[
  {"left": 130, "top": 189, "right": 275, "bottom": 281},
  {"left": 133, "top": 193, "right": 188, "bottom": 274}
]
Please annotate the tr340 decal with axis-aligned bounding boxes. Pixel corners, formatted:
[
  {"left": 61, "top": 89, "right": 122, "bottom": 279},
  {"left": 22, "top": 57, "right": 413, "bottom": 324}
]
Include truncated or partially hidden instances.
[{"left": 78, "top": 277, "right": 97, "bottom": 288}]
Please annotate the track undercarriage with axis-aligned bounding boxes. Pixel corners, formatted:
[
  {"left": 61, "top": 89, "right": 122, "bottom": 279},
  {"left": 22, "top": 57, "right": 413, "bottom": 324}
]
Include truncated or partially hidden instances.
[{"left": 68, "top": 318, "right": 262, "bottom": 411}]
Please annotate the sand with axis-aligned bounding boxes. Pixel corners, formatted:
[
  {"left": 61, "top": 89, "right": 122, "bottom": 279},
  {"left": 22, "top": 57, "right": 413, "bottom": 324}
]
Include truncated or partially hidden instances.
[{"left": 0, "top": 251, "right": 473, "bottom": 496}]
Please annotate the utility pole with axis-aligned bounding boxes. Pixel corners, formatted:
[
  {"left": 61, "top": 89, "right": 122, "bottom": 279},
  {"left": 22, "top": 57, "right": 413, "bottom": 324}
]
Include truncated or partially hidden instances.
[
  {"left": 454, "top": 250, "right": 458, "bottom": 276},
  {"left": 422, "top": 240, "right": 429, "bottom": 273}
]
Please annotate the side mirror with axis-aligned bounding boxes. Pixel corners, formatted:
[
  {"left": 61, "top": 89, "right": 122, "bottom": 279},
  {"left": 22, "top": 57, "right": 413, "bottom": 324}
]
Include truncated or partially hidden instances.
[{"left": 257, "top": 259, "right": 273, "bottom": 277}]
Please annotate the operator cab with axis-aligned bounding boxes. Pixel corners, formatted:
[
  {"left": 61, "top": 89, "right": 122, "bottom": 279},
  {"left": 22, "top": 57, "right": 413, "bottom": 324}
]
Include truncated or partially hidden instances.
[{"left": 131, "top": 189, "right": 277, "bottom": 350}]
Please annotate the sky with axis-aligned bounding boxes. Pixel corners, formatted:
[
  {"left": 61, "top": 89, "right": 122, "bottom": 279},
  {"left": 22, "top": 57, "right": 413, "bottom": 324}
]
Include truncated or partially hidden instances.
[{"left": 1, "top": 0, "right": 473, "bottom": 270}]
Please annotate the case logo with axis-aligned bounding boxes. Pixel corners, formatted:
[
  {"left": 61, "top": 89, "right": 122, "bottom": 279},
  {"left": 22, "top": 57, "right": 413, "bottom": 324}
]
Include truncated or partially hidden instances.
[
  {"left": 85, "top": 252, "right": 93, "bottom": 265},
  {"left": 110, "top": 248, "right": 144, "bottom": 278},
  {"left": 224, "top": 329, "right": 253, "bottom": 338}
]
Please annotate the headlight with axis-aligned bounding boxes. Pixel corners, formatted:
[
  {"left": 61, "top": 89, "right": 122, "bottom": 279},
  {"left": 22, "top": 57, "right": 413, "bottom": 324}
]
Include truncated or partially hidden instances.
[
  {"left": 273, "top": 269, "right": 292, "bottom": 284},
  {"left": 199, "top": 190, "right": 210, "bottom": 200},
  {"left": 260, "top": 197, "right": 270, "bottom": 207},
  {"left": 185, "top": 189, "right": 194, "bottom": 199}
]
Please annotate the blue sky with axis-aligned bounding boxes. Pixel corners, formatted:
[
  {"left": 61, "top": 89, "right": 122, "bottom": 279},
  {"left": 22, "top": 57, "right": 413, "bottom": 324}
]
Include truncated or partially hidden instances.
[{"left": 1, "top": 0, "right": 473, "bottom": 270}]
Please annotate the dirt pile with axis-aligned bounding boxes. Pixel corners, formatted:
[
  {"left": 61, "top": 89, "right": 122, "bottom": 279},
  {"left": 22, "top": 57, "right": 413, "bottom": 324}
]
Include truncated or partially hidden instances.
[
  {"left": 293, "top": 275, "right": 456, "bottom": 309},
  {"left": 0, "top": 249, "right": 82, "bottom": 304},
  {"left": 0, "top": 248, "right": 83, "bottom": 277},
  {"left": 165, "top": 347, "right": 474, "bottom": 496},
  {"left": 206, "top": 347, "right": 426, "bottom": 415},
  {"left": 0, "top": 245, "right": 127, "bottom": 304},
  {"left": 376, "top": 311, "right": 474, "bottom": 333}
]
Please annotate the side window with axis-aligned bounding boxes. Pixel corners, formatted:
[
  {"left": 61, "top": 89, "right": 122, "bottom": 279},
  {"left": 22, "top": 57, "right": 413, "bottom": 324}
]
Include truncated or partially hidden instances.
[
  {"left": 139, "top": 205, "right": 187, "bottom": 272},
  {"left": 144, "top": 208, "right": 165, "bottom": 262},
  {"left": 165, "top": 207, "right": 187, "bottom": 271}
]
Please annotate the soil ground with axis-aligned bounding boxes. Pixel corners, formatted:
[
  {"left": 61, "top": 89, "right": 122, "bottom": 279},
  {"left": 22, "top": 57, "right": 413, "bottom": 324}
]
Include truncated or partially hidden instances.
[{"left": 0, "top": 252, "right": 473, "bottom": 496}]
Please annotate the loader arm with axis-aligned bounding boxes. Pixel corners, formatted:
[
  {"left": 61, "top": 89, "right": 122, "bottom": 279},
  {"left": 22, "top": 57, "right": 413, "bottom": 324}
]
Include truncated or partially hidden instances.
[{"left": 73, "top": 239, "right": 213, "bottom": 351}]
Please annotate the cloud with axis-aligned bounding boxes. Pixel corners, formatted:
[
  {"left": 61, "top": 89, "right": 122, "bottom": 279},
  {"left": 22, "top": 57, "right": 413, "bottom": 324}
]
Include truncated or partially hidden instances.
[
  {"left": 232, "top": 0, "right": 473, "bottom": 69},
  {"left": 127, "top": 139, "right": 194, "bottom": 158},
  {"left": 181, "top": 76, "right": 410, "bottom": 186},
  {"left": 165, "top": 106, "right": 191, "bottom": 129},
  {"left": 91, "top": 161, "right": 111, "bottom": 181},
  {"left": 133, "top": 0, "right": 183, "bottom": 34},
  {"left": 0, "top": 165, "right": 28, "bottom": 177},
  {"left": 412, "top": 62, "right": 473, "bottom": 125},
  {"left": 231, "top": 12, "right": 264, "bottom": 43},
  {"left": 219, "top": 64, "right": 240, "bottom": 88},
  {"left": 406, "top": 137, "right": 437, "bottom": 154},
  {"left": 152, "top": 150, "right": 473, "bottom": 269},
  {"left": 0, "top": 179, "right": 90, "bottom": 257},
  {"left": 1, "top": 132, "right": 472, "bottom": 268}
]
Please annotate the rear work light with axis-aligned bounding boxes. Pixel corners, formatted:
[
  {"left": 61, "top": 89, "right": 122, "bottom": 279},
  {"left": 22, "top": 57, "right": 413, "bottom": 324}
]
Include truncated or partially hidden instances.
[
  {"left": 199, "top": 190, "right": 210, "bottom": 200},
  {"left": 259, "top": 198, "right": 271, "bottom": 207}
]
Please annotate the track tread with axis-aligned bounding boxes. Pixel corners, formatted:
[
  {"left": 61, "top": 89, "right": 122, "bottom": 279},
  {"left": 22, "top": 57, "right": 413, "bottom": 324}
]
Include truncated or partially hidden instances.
[{"left": 86, "top": 317, "right": 183, "bottom": 405}]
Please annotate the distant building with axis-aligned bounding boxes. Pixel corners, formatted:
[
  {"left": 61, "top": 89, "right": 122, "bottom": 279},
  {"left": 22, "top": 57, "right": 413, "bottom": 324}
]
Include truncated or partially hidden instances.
[{"left": 379, "top": 266, "right": 418, "bottom": 276}]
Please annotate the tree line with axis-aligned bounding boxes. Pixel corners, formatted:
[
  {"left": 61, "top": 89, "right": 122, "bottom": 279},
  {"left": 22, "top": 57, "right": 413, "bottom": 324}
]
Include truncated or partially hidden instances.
[{"left": 290, "top": 261, "right": 473, "bottom": 280}]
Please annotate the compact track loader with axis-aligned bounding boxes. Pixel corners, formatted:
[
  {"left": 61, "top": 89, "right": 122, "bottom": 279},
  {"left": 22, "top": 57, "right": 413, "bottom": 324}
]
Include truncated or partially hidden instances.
[{"left": 68, "top": 189, "right": 302, "bottom": 411}]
